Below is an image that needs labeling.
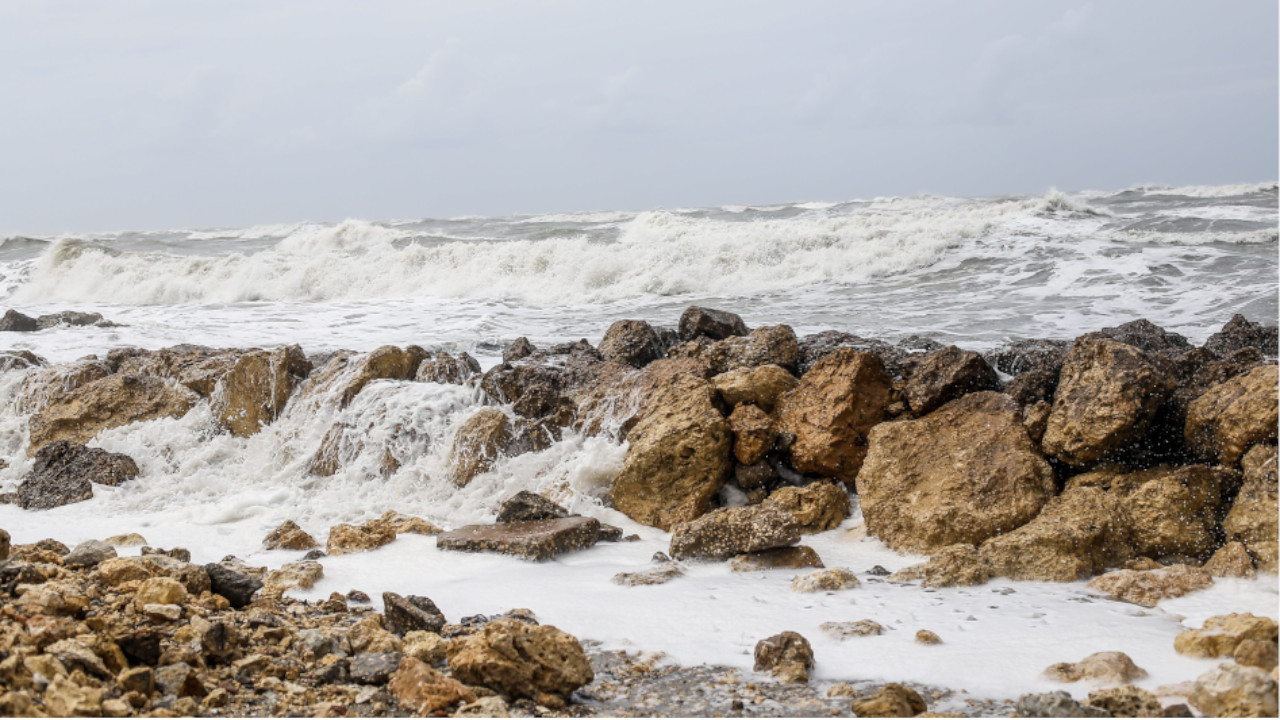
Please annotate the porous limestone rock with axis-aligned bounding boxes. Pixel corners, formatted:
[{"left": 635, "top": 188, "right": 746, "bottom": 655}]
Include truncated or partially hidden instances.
[
  {"left": 211, "top": 344, "right": 311, "bottom": 437},
  {"left": 416, "top": 352, "right": 481, "bottom": 385},
  {"left": 890, "top": 544, "right": 989, "bottom": 588},
  {"left": 915, "top": 630, "right": 942, "bottom": 645},
  {"left": 849, "top": 683, "right": 928, "bottom": 718},
  {"left": 16, "top": 441, "right": 139, "bottom": 510},
  {"left": 262, "top": 520, "right": 319, "bottom": 551},
  {"left": 388, "top": 656, "right": 476, "bottom": 715},
  {"left": 678, "top": 306, "right": 748, "bottom": 341},
  {"left": 1086, "top": 565, "right": 1212, "bottom": 607},
  {"left": 728, "top": 403, "right": 776, "bottom": 465},
  {"left": 1119, "top": 465, "right": 1237, "bottom": 561},
  {"left": 495, "top": 491, "right": 569, "bottom": 524},
  {"left": 730, "top": 546, "right": 824, "bottom": 572},
  {"left": 448, "top": 408, "right": 514, "bottom": 487},
  {"left": 262, "top": 560, "right": 324, "bottom": 596},
  {"left": 437, "top": 517, "right": 601, "bottom": 561},
  {"left": 382, "top": 593, "right": 446, "bottom": 636},
  {"left": 696, "top": 325, "right": 800, "bottom": 374},
  {"left": 1224, "top": 444, "right": 1279, "bottom": 572},
  {"left": 1015, "top": 690, "right": 1111, "bottom": 718},
  {"left": 753, "top": 631, "right": 814, "bottom": 684},
  {"left": 326, "top": 520, "right": 397, "bottom": 556},
  {"left": 904, "top": 345, "right": 1001, "bottom": 416},
  {"left": 979, "top": 485, "right": 1130, "bottom": 582},
  {"left": 1085, "top": 685, "right": 1162, "bottom": 718},
  {"left": 1044, "top": 651, "right": 1148, "bottom": 685},
  {"left": 712, "top": 364, "right": 798, "bottom": 413},
  {"left": 668, "top": 505, "right": 800, "bottom": 560},
  {"left": 1188, "top": 662, "right": 1278, "bottom": 718},
  {"left": 134, "top": 577, "right": 188, "bottom": 610},
  {"left": 791, "top": 567, "right": 861, "bottom": 593},
  {"left": 446, "top": 618, "right": 593, "bottom": 700},
  {"left": 27, "top": 373, "right": 198, "bottom": 455},
  {"left": 1204, "top": 541, "right": 1257, "bottom": 579},
  {"left": 599, "top": 319, "right": 663, "bottom": 368},
  {"left": 1185, "top": 365, "right": 1278, "bottom": 466},
  {"left": 761, "top": 482, "right": 850, "bottom": 534},
  {"left": 820, "top": 620, "right": 883, "bottom": 640},
  {"left": 1174, "top": 614, "right": 1278, "bottom": 660},
  {"left": 304, "top": 345, "right": 427, "bottom": 408}
]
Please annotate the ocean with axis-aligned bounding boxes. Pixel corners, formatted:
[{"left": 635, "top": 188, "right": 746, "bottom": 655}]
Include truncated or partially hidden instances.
[{"left": 0, "top": 181, "right": 1275, "bottom": 707}]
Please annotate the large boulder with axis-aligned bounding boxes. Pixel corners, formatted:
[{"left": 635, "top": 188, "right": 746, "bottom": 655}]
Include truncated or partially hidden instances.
[
  {"left": 680, "top": 325, "right": 800, "bottom": 374},
  {"left": 211, "top": 345, "right": 311, "bottom": 437},
  {"left": 761, "top": 483, "right": 849, "bottom": 534},
  {"left": 711, "top": 364, "right": 798, "bottom": 413},
  {"left": 114, "top": 345, "right": 241, "bottom": 398},
  {"left": 904, "top": 346, "right": 1001, "bottom": 416},
  {"left": 668, "top": 505, "right": 800, "bottom": 560},
  {"left": 1119, "top": 465, "right": 1236, "bottom": 560},
  {"left": 1188, "top": 662, "right": 1278, "bottom": 718},
  {"left": 15, "top": 441, "right": 140, "bottom": 510},
  {"left": 1185, "top": 365, "right": 1278, "bottom": 466},
  {"left": 598, "top": 320, "right": 662, "bottom": 368},
  {"left": 678, "top": 306, "right": 748, "bottom": 341},
  {"left": 775, "top": 348, "right": 892, "bottom": 484},
  {"left": 27, "top": 373, "right": 198, "bottom": 454},
  {"left": 448, "top": 408, "right": 514, "bottom": 487},
  {"left": 752, "top": 631, "right": 814, "bottom": 684},
  {"left": 979, "top": 485, "right": 1130, "bottom": 582},
  {"left": 1223, "top": 445, "right": 1279, "bottom": 572},
  {"left": 1203, "top": 314, "right": 1279, "bottom": 359},
  {"left": 446, "top": 618, "right": 593, "bottom": 700},
  {"left": 303, "top": 345, "right": 427, "bottom": 408},
  {"left": 1041, "top": 337, "right": 1175, "bottom": 467},
  {"left": 859, "top": 392, "right": 1056, "bottom": 554},
  {"left": 609, "top": 373, "right": 731, "bottom": 530},
  {"left": 0, "top": 309, "right": 38, "bottom": 331},
  {"left": 1089, "top": 318, "right": 1191, "bottom": 355}
]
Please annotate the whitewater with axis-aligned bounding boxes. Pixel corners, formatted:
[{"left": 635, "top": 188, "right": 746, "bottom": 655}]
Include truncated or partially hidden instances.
[{"left": 0, "top": 182, "right": 1275, "bottom": 711}]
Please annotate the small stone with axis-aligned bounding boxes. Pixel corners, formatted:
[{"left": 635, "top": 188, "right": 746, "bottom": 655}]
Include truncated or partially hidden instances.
[
  {"left": 494, "top": 491, "right": 569, "bottom": 524},
  {"left": 104, "top": 533, "right": 147, "bottom": 547},
  {"left": 669, "top": 505, "right": 801, "bottom": 560},
  {"left": 730, "top": 546, "right": 824, "bottom": 572},
  {"left": 350, "top": 652, "right": 403, "bottom": 685},
  {"left": 850, "top": 683, "right": 928, "bottom": 718},
  {"left": 820, "top": 620, "right": 884, "bottom": 640},
  {"left": 402, "top": 631, "right": 449, "bottom": 665},
  {"left": 63, "top": 539, "right": 117, "bottom": 568},
  {"left": 204, "top": 561, "right": 263, "bottom": 608},
  {"left": 383, "top": 592, "right": 446, "bottom": 636},
  {"left": 753, "top": 631, "right": 814, "bottom": 684},
  {"left": 118, "top": 667, "right": 154, "bottom": 695},
  {"left": 134, "top": 577, "right": 188, "bottom": 610},
  {"left": 1043, "top": 651, "right": 1148, "bottom": 685},
  {"left": 263, "top": 520, "right": 319, "bottom": 551},
  {"left": 1086, "top": 685, "right": 1162, "bottom": 718},
  {"left": 1086, "top": 565, "right": 1212, "bottom": 607},
  {"left": 143, "top": 603, "right": 183, "bottom": 622},
  {"left": 1016, "top": 691, "right": 1112, "bottom": 717},
  {"left": 916, "top": 630, "right": 943, "bottom": 645},
  {"left": 791, "top": 567, "right": 861, "bottom": 593},
  {"left": 612, "top": 563, "right": 685, "bottom": 586},
  {"left": 326, "top": 520, "right": 397, "bottom": 555},
  {"left": 388, "top": 656, "right": 476, "bottom": 714}
]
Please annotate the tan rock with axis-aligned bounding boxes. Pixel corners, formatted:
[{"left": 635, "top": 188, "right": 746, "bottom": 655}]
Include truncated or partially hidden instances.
[
  {"left": 1044, "top": 651, "right": 1148, "bottom": 686},
  {"left": 1224, "top": 444, "right": 1279, "bottom": 573},
  {"left": 1042, "top": 337, "right": 1174, "bottom": 467},
  {"left": 849, "top": 683, "right": 928, "bottom": 718},
  {"left": 712, "top": 364, "right": 798, "bottom": 413},
  {"left": 134, "top": 577, "right": 187, "bottom": 610},
  {"left": 791, "top": 567, "right": 861, "bottom": 593},
  {"left": 1188, "top": 662, "right": 1278, "bottom": 718},
  {"left": 348, "top": 615, "right": 402, "bottom": 654},
  {"left": 326, "top": 520, "right": 396, "bottom": 555},
  {"left": 700, "top": 325, "right": 800, "bottom": 375},
  {"left": 446, "top": 618, "right": 593, "bottom": 699},
  {"left": 437, "top": 517, "right": 601, "bottom": 561},
  {"left": 753, "top": 631, "right": 814, "bottom": 684},
  {"left": 93, "top": 557, "right": 153, "bottom": 587},
  {"left": 574, "top": 357, "right": 713, "bottom": 438},
  {"left": 262, "top": 520, "right": 319, "bottom": 551},
  {"left": 416, "top": 351, "right": 480, "bottom": 385},
  {"left": 890, "top": 544, "right": 989, "bottom": 588},
  {"left": 16, "top": 583, "right": 90, "bottom": 616},
  {"left": 1175, "top": 614, "right": 1278, "bottom": 659},
  {"left": 43, "top": 675, "right": 102, "bottom": 717},
  {"left": 1234, "top": 640, "right": 1279, "bottom": 672},
  {"left": 669, "top": 505, "right": 799, "bottom": 560},
  {"left": 612, "top": 563, "right": 685, "bottom": 587},
  {"left": 1086, "top": 565, "right": 1212, "bottom": 607},
  {"left": 303, "top": 345, "right": 426, "bottom": 408},
  {"left": 761, "top": 482, "right": 850, "bottom": 534},
  {"left": 402, "top": 631, "right": 449, "bottom": 665},
  {"left": 979, "top": 485, "right": 1130, "bottom": 582},
  {"left": 609, "top": 373, "right": 732, "bottom": 530},
  {"left": 1086, "top": 685, "right": 1162, "bottom": 717},
  {"left": 388, "top": 656, "right": 476, "bottom": 715},
  {"left": 820, "top": 620, "right": 884, "bottom": 640},
  {"left": 775, "top": 348, "right": 892, "bottom": 484},
  {"left": 114, "top": 345, "right": 241, "bottom": 398},
  {"left": 27, "top": 373, "right": 198, "bottom": 455},
  {"left": 373, "top": 510, "right": 442, "bottom": 536},
  {"left": 455, "top": 696, "right": 512, "bottom": 717},
  {"left": 18, "top": 359, "right": 112, "bottom": 413},
  {"left": 728, "top": 403, "right": 775, "bottom": 465},
  {"left": 1204, "top": 541, "right": 1257, "bottom": 579},
  {"left": 448, "top": 408, "right": 514, "bottom": 487},
  {"left": 103, "top": 533, "right": 147, "bottom": 547},
  {"left": 598, "top": 319, "right": 662, "bottom": 368},
  {"left": 211, "top": 345, "right": 311, "bottom": 437},
  {"left": 730, "top": 546, "right": 824, "bottom": 572},
  {"left": 1122, "top": 465, "right": 1235, "bottom": 560},
  {"left": 1185, "top": 365, "right": 1278, "bottom": 465},
  {"left": 915, "top": 630, "right": 942, "bottom": 645},
  {"left": 263, "top": 560, "right": 324, "bottom": 595},
  {"left": 859, "top": 392, "right": 1055, "bottom": 554}
]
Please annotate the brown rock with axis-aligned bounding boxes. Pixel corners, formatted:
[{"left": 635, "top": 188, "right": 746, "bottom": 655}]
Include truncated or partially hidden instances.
[
  {"left": 304, "top": 345, "right": 426, "bottom": 408},
  {"left": 678, "top": 306, "right": 748, "bottom": 341},
  {"left": 388, "top": 656, "right": 476, "bottom": 715},
  {"left": 859, "top": 392, "right": 1055, "bottom": 554},
  {"left": 1186, "top": 365, "right": 1278, "bottom": 466},
  {"left": 211, "top": 345, "right": 311, "bottom": 437},
  {"left": 711, "top": 364, "right": 798, "bottom": 413},
  {"left": 1044, "top": 651, "right": 1149, "bottom": 685},
  {"left": 0, "top": 529, "right": 8, "bottom": 561},
  {"left": 775, "top": 348, "right": 892, "bottom": 484},
  {"left": 18, "top": 358, "right": 112, "bottom": 413},
  {"left": 1086, "top": 565, "right": 1212, "bottom": 607},
  {"left": 349, "top": 615, "right": 403, "bottom": 654},
  {"left": 372, "top": 510, "right": 442, "bottom": 536},
  {"left": 1087, "top": 685, "right": 1162, "bottom": 717},
  {"left": 1119, "top": 465, "right": 1236, "bottom": 561},
  {"left": 728, "top": 403, "right": 776, "bottom": 465},
  {"left": 134, "top": 577, "right": 187, "bottom": 610},
  {"left": 113, "top": 345, "right": 241, "bottom": 398},
  {"left": 1234, "top": 640, "right": 1279, "bottom": 672},
  {"left": 1041, "top": 337, "right": 1175, "bottom": 467},
  {"left": 730, "top": 546, "right": 824, "bottom": 572},
  {"left": 791, "top": 567, "right": 861, "bottom": 592},
  {"left": 448, "top": 408, "right": 514, "bottom": 487},
  {"left": 699, "top": 325, "right": 800, "bottom": 374},
  {"left": 446, "top": 618, "right": 593, "bottom": 699},
  {"left": 43, "top": 675, "right": 103, "bottom": 717},
  {"left": 437, "top": 517, "right": 601, "bottom": 561},
  {"left": 890, "top": 544, "right": 989, "bottom": 588},
  {"left": 327, "top": 520, "right": 397, "bottom": 555},
  {"left": 1224, "top": 444, "right": 1279, "bottom": 572},
  {"left": 753, "top": 631, "right": 814, "bottom": 684},
  {"left": 262, "top": 520, "right": 319, "bottom": 551},
  {"left": 416, "top": 352, "right": 481, "bottom": 385},
  {"left": 599, "top": 320, "right": 662, "bottom": 368},
  {"left": 915, "top": 630, "right": 942, "bottom": 645},
  {"left": 495, "top": 491, "right": 568, "bottom": 524},
  {"left": 402, "top": 631, "right": 449, "bottom": 665},
  {"left": 15, "top": 441, "right": 140, "bottom": 510},
  {"left": 609, "top": 373, "right": 732, "bottom": 530},
  {"left": 263, "top": 560, "right": 324, "bottom": 595},
  {"left": 574, "top": 356, "right": 711, "bottom": 438},
  {"left": 905, "top": 346, "right": 1001, "bottom": 416},
  {"left": 1188, "top": 662, "right": 1278, "bottom": 718},
  {"left": 94, "top": 557, "right": 153, "bottom": 587},
  {"left": 849, "top": 683, "right": 928, "bottom": 717},
  {"left": 383, "top": 593, "right": 446, "bottom": 635},
  {"left": 820, "top": 620, "right": 884, "bottom": 640},
  {"left": 27, "top": 373, "right": 198, "bottom": 455},
  {"left": 1174, "top": 614, "right": 1278, "bottom": 659},
  {"left": 668, "top": 505, "right": 800, "bottom": 560},
  {"left": 979, "top": 485, "right": 1130, "bottom": 582},
  {"left": 762, "top": 483, "right": 850, "bottom": 534},
  {"left": 1204, "top": 542, "right": 1257, "bottom": 579}
]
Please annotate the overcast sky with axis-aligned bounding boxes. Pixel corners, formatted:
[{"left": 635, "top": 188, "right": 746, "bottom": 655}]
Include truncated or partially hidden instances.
[{"left": 1, "top": 1, "right": 1276, "bottom": 234}]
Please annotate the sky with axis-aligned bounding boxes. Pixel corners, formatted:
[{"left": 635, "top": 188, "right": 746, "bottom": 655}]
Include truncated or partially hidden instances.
[{"left": 1, "top": 1, "right": 1276, "bottom": 234}]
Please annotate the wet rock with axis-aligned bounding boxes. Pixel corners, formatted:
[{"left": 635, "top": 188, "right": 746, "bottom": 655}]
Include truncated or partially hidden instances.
[
  {"left": 350, "top": 652, "right": 403, "bottom": 684},
  {"left": 678, "top": 306, "right": 748, "bottom": 341},
  {"left": 1121, "top": 464, "right": 1235, "bottom": 561},
  {"left": 609, "top": 373, "right": 732, "bottom": 530},
  {"left": 668, "top": 505, "right": 800, "bottom": 560},
  {"left": 753, "top": 631, "right": 814, "bottom": 683},
  {"left": 599, "top": 319, "right": 663, "bottom": 368},
  {"left": 211, "top": 344, "right": 311, "bottom": 437},
  {"left": 416, "top": 352, "right": 481, "bottom": 385},
  {"left": 734, "top": 459, "right": 777, "bottom": 491},
  {"left": 36, "top": 310, "right": 106, "bottom": 329},
  {"left": 859, "top": 392, "right": 1055, "bottom": 554},
  {"left": 1042, "top": 337, "right": 1175, "bottom": 467},
  {"left": 1089, "top": 319, "right": 1191, "bottom": 355},
  {"left": 796, "top": 331, "right": 914, "bottom": 378},
  {"left": 890, "top": 544, "right": 989, "bottom": 588},
  {"left": 16, "top": 440, "right": 140, "bottom": 510},
  {"left": 112, "top": 345, "right": 242, "bottom": 398},
  {"left": 979, "top": 485, "right": 1130, "bottom": 582},
  {"left": 728, "top": 403, "right": 775, "bottom": 465},
  {"left": 1016, "top": 690, "right": 1112, "bottom": 717},
  {"left": 1203, "top": 314, "right": 1279, "bottom": 359},
  {"left": 904, "top": 346, "right": 1001, "bottom": 416},
  {"left": 1188, "top": 662, "right": 1278, "bottom": 718},
  {"left": 987, "top": 339, "right": 1072, "bottom": 377},
  {"left": 27, "top": 373, "right": 198, "bottom": 455},
  {"left": 762, "top": 482, "right": 850, "bottom": 534},
  {"left": 382, "top": 593, "right": 446, "bottom": 636},
  {"left": 1086, "top": 565, "right": 1212, "bottom": 607},
  {"left": 791, "top": 567, "right": 861, "bottom": 592},
  {"left": 446, "top": 618, "right": 593, "bottom": 699},
  {"left": 371, "top": 509, "right": 442, "bottom": 537},
  {"left": 730, "top": 546, "right": 824, "bottom": 572},
  {"left": 495, "top": 491, "right": 569, "bottom": 524},
  {"left": 1185, "top": 365, "right": 1278, "bottom": 466},
  {"left": 1224, "top": 445, "right": 1279, "bottom": 573},
  {"left": 1044, "top": 651, "right": 1148, "bottom": 685},
  {"left": 63, "top": 540, "right": 117, "bottom": 569},
  {"left": 1203, "top": 541, "right": 1257, "bottom": 579},
  {"left": 1006, "top": 370, "right": 1062, "bottom": 409},
  {"left": 695, "top": 325, "right": 800, "bottom": 374},
  {"left": 1174, "top": 614, "right": 1278, "bottom": 659},
  {"left": 448, "top": 408, "right": 514, "bottom": 487},
  {"left": 849, "top": 683, "right": 928, "bottom": 717},
  {"left": 712, "top": 364, "right": 798, "bottom": 414},
  {"left": 437, "top": 517, "right": 601, "bottom": 561},
  {"left": 262, "top": 520, "right": 319, "bottom": 551},
  {"left": 203, "top": 561, "right": 263, "bottom": 608},
  {"left": 389, "top": 656, "right": 476, "bottom": 714},
  {"left": 775, "top": 348, "right": 892, "bottom": 484},
  {"left": 503, "top": 337, "right": 537, "bottom": 363},
  {"left": 820, "top": 619, "right": 883, "bottom": 640},
  {"left": 326, "top": 519, "right": 397, "bottom": 556},
  {"left": 316, "top": 345, "right": 427, "bottom": 408},
  {"left": 0, "top": 309, "right": 38, "bottom": 331}
]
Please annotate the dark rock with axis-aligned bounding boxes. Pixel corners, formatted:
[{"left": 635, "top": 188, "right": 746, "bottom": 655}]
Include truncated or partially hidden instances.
[
  {"left": 0, "top": 350, "right": 44, "bottom": 371},
  {"left": 437, "top": 517, "right": 601, "bottom": 561},
  {"left": 1015, "top": 691, "right": 1112, "bottom": 717},
  {"left": 986, "top": 339, "right": 1072, "bottom": 376},
  {"left": 63, "top": 540, "right": 117, "bottom": 568},
  {"left": 36, "top": 311, "right": 105, "bottom": 329},
  {"left": 154, "top": 662, "right": 206, "bottom": 698},
  {"left": 496, "top": 491, "right": 569, "bottom": 524},
  {"left": 597, "top": 523, "right": 624, "bottom": 542},
  {"left": 730, "top": 546, "right": 824, "bottom": 572},
  {"left": 734, "top": 459, "right": 778, "bottom": 490},
  {"left": 904, "top": 345, "right": 1001, "bottom": 416},
  {"left": 200, "top": 621, "right": 238, "bottom": 664},
  {"left": 416, "top": 352, "right": 481, "bottom": 385},
  {"left": 480, "top": 363, "right": 563, "bottom": 406},
  {"left": 1159, "top": 703, "right": 1194, "bottom": 718},
  {"left": 309, "top": 659, "right": 349, "bottom": 685},
  {"left": 1004, "top": 368, "right": 1060, "bottom": 406},
  {"left": 678, "top": 306, "right": 748, "bottom": 341},
  {"left": 15, "top": 441, "right": 140, "bottom": 510},
  {"left": 599, "top": 320, "right": 663, "bottom": 368},
  {"left": 382, "top": 592, "right": 446, "bottom": 636},
  {"left": 143, "top": 546, "right": 192, "bottom": 562},
  {"left": 796, "top": 331, "right": 911, "bottom": 378},
  {"left": 1203, "top": 314, "right": 1278, "bottom": 359},
  {"left": 116, "top": 628, "right": 163, "bottom": 666},
  {"left": 503, "top": 337, "right": 537, "bottom": 363},
  {"left": 1089, "top": 318, "right": 1191, "bottom": 355},
  {"left": 753, "top": 631, "right": 814, "bottom": 683},
  {"left": 203, "top": 562, "right": 263, "bottom": 608},
  {"left": 0, "top": 309, "right": 38, "bottom": 332},
  {"left": 866, "top": 565, "right": 890, "bottom": 576},
  {"left": 349, "top": 652, "right": 403, "bottom": 685}
]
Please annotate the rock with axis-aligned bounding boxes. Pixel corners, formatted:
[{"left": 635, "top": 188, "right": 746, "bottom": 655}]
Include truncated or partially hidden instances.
[
  {"left": 416, "top": 352, "right": 481, "bottom": 385},
  {"left": 402, "top": 631, "right": 449, "bottom": 665},
  {"left": 1119, "top": 464, "right": 1235, "bottom": 561},
  {"left": 495, "top": 492, "right": 569, "bottom": 524},
  {"left": 35, "top": 310, "right": 105, "bottom": 329},
  {"left": 609, "top": 373, "right": 732, "bottom": 530},
  {"left": 678, "top": 306, "right": 748, "bottom": 341},
  {"left": 791, "top": 567, "right": 860, "bottom": 592},
  {"left": 890, "top": 544, "right": 989, "bottom": 588},
  {"left": 1203, "top": 314, "right": 1279, "bottom": 359},
  {"left": 1235, "top": 640, "right": 1279, "bottom": 672},
  {"left": 15, "top": 440, "right": 140, "bottom": 510},
  {"left": 349, "top": 615, "right": 403, "bottom": 654},
  {"left": 263, "top": 559, "right": 324, "bottom": 595},
  {"left": 262, "top": 520, "right": 319, "bottom": 551},
  {"left": 103, "top": 532, "right": 147, "bottom": 547},
  {"left": 456, "top": 696, "right": 512, "bottom": 717},
  {"left": 734, "top": 459, "right": 777, "bottom": 491},
  {"left": 1086, "top": 565, "right": 1212, "bottom": 607},
  {"left": 349, "top": 652, "right": 403, "bottom": 684},
  {"left": 154, "top": 661, "right": 206, "bottom": 697},
  {"left": 0, "top": 529, "right": 8, "bottom": 561},
  {"left": 203, "top": 561, "right": 264, "bottom": 608},
  {"left": 753, "top": 631, "right": 814, "bottom": 685},
  {"left": 118, "top": 667, "right": 154, "bottom": 695},
  {"left": 694, "top": 325, "right": 800, "bottom": 374},
  {"left": 46, "top": 639, "right": 110, "bottom": 679},
  {"left": 503, "top": 337, "right": 537, "bottom": 363},
  {"left": 446, "top": 618, "right": 593, "bottom": 699},
  {"left": 306, "top": 345, "right": 426, "bottom": 408},
  {"left": 795, "top": 331, "right": 911, "bottom": 378},
  {"left": 668, "top": 505, "right": 799, "bottom": 560},
  {"left": 0, "top": 309, "right": 38, "bottom": 331},
  {"left": 44, "top": 675, "right": 104, "bottom": 717},
  {"left": 712, "top": 364, "right": 798, "bottom": 413},
  {"left": 1185, "top": 364, "right": 1279, "bottom": 466},
  {"left": 94, "top": 556, "right": 153, "bottom": 587},
  {"left": 370, "top": 509, "right": 442, "bottom": 537},
  {"left": 326, "top": 519, "right": 397, "bottom": 555},
  {"left": 859, "top": 392, "right": 1055, "bottom": 554},
  {"left": 1089, "top": 319, "right": 1190, "bottom": 354},
  {"left": 599, "top": 320, "right": 663, "bottom": 368},
  {"left": 211, "top": 345, "right": 311, "bottom": 437},
  {"left": 382, "top": 593, "right": 446, "bottom": 636},
  {"left": 849, "top": 683, "right": 928, "bottom": 717},
  {"left": 905, "top": 346, "right": 1001, "bottom": 416},
  {"left": 143, "top": 602, "right": 182, "bottom": 621},
  {"left": 979, "top": 485, "right": 1130, "bottom": 582},
  {"left": 1041, "top": 337, "right": 1175, "bottom": 467},
  {"left": 1174, "top": 614, "right": 1278, "bottom": 659},
  {"left": 727, "top": 403, "right": 776, "bottom": 465},
  {"left": 113, "top": 345, "right": 241, "bottom": 399},
  {"left": 1006, "top": 371, "right": 1062, "bottom": 408},
  {"left": 1224, "top": 445, "right": 1279, "bottom": 572},
  {"left": 437, "top": 517, "right": 601, "bottom": 561},
  {"left": 1188, "top": 662, "right": 1278, "bottom": 718},
  {"left": 1204, "top": 542, "right": 1257, "bottom": 579},
  {"left": 775, "top": 348, "right": 893, "bottom": 484},
  {"left": 134, "top": 577, "right": 187, "bottom": 610},
  {"left": 448, "top": 408, "right": 514, "bottom": 487},
  {"left": 1044, "top": 651, "right": 1148, "bottom": 685},
  {"left": 1016, "top": 690, "right": 1112, "bottom": 718},
  {"left": 388, "top": 656, "right": 476, "bottom": 714},
  {"left": 63, "top": 540, "right": 117, "bottom": 568},
  {"left": 612, "top": 563, "right": 685, "bottom": 586},
  {"left": 730, "top": 546, "right": 824, "bottom": 572},
  {"left": 987, "top": 339, "right": 1072, "bottom": 377},
  {"left": 915, "top": 630, "right": 942, "bottom": 645},
  {"left": 27, "top": 373, "right": 198, "bottom": 455},
  {"left": 820, "top": 620, "right": 884, "bottom": 640},
  {"left": 762, "top": 483, "right": 850, "bottom": 534}
]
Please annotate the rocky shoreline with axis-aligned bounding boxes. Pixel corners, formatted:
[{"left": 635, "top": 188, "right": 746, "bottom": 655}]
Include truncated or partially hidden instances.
[{"left": 0, "top": 307, "right": 1276, "bottom": 717}]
